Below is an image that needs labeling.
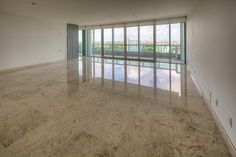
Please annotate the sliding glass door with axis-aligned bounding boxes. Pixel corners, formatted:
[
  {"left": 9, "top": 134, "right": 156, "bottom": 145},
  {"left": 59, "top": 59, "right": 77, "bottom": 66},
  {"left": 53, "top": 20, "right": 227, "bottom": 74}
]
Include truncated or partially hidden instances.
[
  {"left": 80, "top": 20, "right": 185, "bottom": 63},
  {"left": 126, "top": 27, "right": 139, "bottom": 59},
  {"left": 93, "top": 29, "right": 102, "bottom": 57},
  {"left": 113, "top": 28, "right": 125, "bottom": 58},
  {"left": 156, "top": 24, "right": 170, "bottom": 62},
  {"left": 78, "top": 30, "right": 83, "bottom": 56},
  {"left": 171, "top": 23, "right": 185, "bottom": 63},
  {"left": 140, "top": 25, "right": 154, "bottom": 60},
  {"left": 104, "top": 28, "right": 112, "bottom": 57}
]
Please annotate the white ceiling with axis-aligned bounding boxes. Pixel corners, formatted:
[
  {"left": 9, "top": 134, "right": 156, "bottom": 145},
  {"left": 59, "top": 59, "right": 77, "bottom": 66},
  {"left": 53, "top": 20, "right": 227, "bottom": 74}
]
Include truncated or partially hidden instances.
[{"left": 0, "top": 0, "right": 195, "bottom": 25}]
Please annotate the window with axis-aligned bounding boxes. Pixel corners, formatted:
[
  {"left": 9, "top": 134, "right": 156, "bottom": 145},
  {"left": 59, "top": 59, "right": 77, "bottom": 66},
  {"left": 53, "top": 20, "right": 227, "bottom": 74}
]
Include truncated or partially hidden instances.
[
  {"left": 93, "top": 29, "right": 102, "bottom": 57},
  {"left": 171, "top": 23, "right": 183, "bottom": 63},
  {"left": 113, "top": 28, "right": 124, "bottom": 58},
  {"left": 104, "top": 28, "right": 112, "bottom": 57},
  {"left": 140, "top": 25, "right": 154, "bottom": 59},
  {"left": 156, "top": 24, "right": 170, "bottom": 62},
  {"left": 81, "top": 19, "right": 185, "bottom": 63},
  {"left": 127, "top": 27, "right": 138, "bottom": 59}
]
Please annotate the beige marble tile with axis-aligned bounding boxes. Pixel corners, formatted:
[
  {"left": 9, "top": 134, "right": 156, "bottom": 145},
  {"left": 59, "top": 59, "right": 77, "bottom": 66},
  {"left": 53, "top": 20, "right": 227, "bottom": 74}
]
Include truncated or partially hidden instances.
[
  {"left": 0, "top": 57, "right": 232, "bottom": 157},
  {"left": 0, "top": 144, "right": 14, "bottom": 157},
  {"left": 0, "top": 97, "right": 49, "bottom": 147}
]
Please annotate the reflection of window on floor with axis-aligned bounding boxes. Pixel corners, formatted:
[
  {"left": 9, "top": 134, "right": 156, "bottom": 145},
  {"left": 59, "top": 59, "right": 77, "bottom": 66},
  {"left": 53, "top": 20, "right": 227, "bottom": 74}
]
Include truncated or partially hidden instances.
[
  {"left": 94, "top": 63, "right": 101, "bottom": 78},
  {"left": 127, "top": 65, "right": 139, "bottom": 85},
  {"left": 104, "top": 63, "right": 113, "bottom": 80},
  {"left": 78, "top": 60, "right": 83, "bottom": 76},
  {"left": 114, "top": 64, "right": 124, "bottom": 82},
  {"left": 76, "top": 58, "right": 182, "bottom": 96},
  {"left": 140, "top": 66, "right": 154, "bottom": 87}
]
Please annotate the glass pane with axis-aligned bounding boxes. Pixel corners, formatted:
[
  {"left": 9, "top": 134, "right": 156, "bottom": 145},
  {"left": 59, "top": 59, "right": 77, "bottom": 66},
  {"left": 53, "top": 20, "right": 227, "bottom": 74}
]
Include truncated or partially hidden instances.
[
  {"left": 171, "top": 23, "right": 183, "bottom": 63},
  {"left": 140, "top": 25, "right": 153, "bottom": 60},
  {"left": 79, "top": 30, "right": 82, "bottom": 56},
  {"left": 93, "top": 29, "right": 102, "bottom": 57},
  {"left": 156, "top": 24, "right": 170, "bottom": 62},
  {"left": 104, "top": 28, "right": 112, "bottom": 57},
  {"left": 87, "top": 29, "right": 93, "bottom": 57},
  {"left": 114, "top": 28, "right": 124, "bottom": 58},
  {"left": 127, "top": 27, "right": 138, "bottom": 59}
]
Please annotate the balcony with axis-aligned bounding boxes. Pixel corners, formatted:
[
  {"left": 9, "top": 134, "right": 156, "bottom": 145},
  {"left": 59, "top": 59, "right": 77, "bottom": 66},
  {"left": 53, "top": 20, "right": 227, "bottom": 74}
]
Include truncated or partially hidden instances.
[{"left": 91, "top": 44, "right": 182, "bottom": 61}]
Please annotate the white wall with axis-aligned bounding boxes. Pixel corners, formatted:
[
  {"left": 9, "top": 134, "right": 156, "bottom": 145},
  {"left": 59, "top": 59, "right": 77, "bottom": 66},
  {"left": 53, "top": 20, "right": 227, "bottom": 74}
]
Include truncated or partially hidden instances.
[
  {"left": 0, "top": 12, "right": 67, "bottom": 70},
  {"left": 187, "top": 0, "right": 236, "bottom": 148}
]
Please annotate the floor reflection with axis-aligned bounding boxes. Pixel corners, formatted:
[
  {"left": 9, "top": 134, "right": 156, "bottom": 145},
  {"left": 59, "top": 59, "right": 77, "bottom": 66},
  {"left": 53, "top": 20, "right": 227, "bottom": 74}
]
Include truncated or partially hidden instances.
[
  {"left": 71, "top": 57, "right": 186, "bottom": 102},
  {"left": 0, "top": 56, "right": 231, "bottom": 157}
]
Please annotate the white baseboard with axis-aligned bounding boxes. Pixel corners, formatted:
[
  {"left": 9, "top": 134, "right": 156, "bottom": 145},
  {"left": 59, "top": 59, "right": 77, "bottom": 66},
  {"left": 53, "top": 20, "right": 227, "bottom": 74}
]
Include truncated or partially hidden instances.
[
  {"left": 0, "top": 59, "right": 66, "bottom": 74},
  {"left": 187, "top": 64, "right": 236, "bottom": 157}
]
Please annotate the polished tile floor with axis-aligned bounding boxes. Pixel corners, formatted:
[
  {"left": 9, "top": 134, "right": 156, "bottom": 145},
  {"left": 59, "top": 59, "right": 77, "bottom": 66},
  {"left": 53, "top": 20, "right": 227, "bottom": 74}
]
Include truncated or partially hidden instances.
[{"left": 0, "top": 57, "right": 231, "bottom": 157}]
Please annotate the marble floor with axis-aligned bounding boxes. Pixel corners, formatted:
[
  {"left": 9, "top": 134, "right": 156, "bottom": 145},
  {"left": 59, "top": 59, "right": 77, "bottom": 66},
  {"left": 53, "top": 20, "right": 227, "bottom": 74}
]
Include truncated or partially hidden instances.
[{"left": 0, "top": 57, "right": 231, "bottom": 157}]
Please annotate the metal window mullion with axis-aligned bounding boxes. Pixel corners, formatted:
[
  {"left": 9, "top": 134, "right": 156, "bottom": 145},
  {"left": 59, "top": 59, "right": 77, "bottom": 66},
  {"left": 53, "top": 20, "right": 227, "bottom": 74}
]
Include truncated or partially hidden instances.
[
  {"left": 85, "top": 29, "right": 89, "bottom": 56},
  {"left": 153, "top": 22, "right": 156, "bottom": 62},
  {"left": 169, "top": 24, "right": 171, "bottom": 63},
  {"left": 112, "top": 27, "right": 114, "bottom": 58},
  {"left": 93, "top": 29, "right": 95, "bottom": 57},
  {"left": 184, "top": 23, "right": 187, "bottom": 64},
  {"left": 124, "top": 26, "right": 127, "bottom": 59},
  {"left": 101, "top": 28, "right": 104, "bottom": 57},
  {"left": 138, "top": 24, "right": 140, "bottom": 60}
]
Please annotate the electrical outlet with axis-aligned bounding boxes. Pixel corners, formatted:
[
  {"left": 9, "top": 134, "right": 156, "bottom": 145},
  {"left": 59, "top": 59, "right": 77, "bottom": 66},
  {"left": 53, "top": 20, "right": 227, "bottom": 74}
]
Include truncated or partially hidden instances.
[
  {"left": 215, "top": 99, "right": 219, "bottom": 107},
  {"left": 229, "top": 117, "right": 233, "bottom": 128}
]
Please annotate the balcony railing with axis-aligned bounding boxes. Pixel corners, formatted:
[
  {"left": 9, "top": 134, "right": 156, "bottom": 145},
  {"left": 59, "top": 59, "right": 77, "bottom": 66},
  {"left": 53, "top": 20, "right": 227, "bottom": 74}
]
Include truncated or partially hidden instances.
[{"left": 90, "top": 44, "right": 181, "bottom": 59}]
